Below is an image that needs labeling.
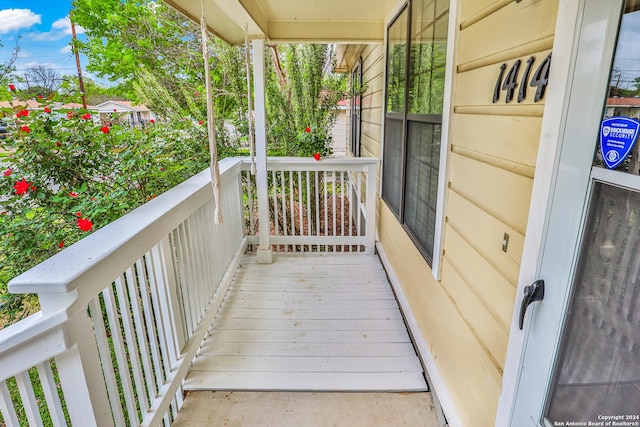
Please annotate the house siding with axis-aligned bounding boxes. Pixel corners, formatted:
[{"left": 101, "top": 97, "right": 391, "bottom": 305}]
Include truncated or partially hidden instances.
[
  {"left": 360, "top": 44, "right": 385, "bottom": 161},
  {"left": 357, "top": 0, "right": 560, "bottom": 425}
]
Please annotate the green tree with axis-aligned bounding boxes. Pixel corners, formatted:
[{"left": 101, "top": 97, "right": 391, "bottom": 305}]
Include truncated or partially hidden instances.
[
  {"left": 58, "top": 76, "right": 125, "bottom": 105},
  {"left": 71, "top": 0, "right": 248, "bottom": 133},
  {"left": 265, "top": 44, "right": 346, "bottom": 156}
]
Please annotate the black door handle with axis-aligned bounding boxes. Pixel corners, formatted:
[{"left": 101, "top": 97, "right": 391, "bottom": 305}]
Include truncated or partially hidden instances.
[{"left": 519, "top": 279, "right": 545, "bottom": 330}]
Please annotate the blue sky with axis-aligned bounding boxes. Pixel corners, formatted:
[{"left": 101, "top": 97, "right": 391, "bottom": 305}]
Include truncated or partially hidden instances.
[{"left": 0, "top": 0, "right": 110, "bottom": 87}]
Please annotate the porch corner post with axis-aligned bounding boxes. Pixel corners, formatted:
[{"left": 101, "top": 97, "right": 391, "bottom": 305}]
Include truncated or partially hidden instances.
[{"left": 252, "top": 39, "right": 273, "bottom": 264}]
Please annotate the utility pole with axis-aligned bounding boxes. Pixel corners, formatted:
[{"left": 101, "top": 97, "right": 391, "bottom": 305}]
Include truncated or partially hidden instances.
[{"left": 70, "top": 18, "right": 87, "bottom": 109}]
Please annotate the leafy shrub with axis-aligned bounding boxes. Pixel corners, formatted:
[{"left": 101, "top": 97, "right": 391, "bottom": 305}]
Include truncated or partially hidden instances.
[{"left": 0, "top": 96, "right": 235, "bottom": 324}]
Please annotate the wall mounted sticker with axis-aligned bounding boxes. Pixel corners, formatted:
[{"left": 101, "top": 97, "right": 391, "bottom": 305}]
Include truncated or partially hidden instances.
[{"left": 600, "top": 117, "right": 640, "bottom": 169}]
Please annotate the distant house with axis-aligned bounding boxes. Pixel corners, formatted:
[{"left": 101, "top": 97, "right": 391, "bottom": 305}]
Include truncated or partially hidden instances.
[
  {"left": 0, "top": 99, "right": 98, "bottom": 115},
  {"left": 95, "top": 100, "right": 156, "bottom": 128},
  {"left": 330, "top": 98, "right": 348, "bottom": 156},
  {"left": 605, "top": 97, "right": 640, "bottom": 119}
]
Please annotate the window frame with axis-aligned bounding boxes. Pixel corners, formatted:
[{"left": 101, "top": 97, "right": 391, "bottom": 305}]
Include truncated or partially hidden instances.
[
  {"left": 380, "top": 0, "right": 453, "bottom": 279},
  {"left": 350, "top": 58, "right": 363, "bottom": 157}
]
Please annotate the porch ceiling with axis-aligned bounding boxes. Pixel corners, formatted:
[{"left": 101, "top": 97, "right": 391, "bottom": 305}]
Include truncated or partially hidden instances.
[{"left": 164, "top": 0, "right": 397, "bottom": 45}]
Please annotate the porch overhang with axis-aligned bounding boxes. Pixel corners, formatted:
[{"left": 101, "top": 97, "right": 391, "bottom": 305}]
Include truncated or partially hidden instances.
[{"left": 164, "top": 0, "right": 396, "bottom": 45}]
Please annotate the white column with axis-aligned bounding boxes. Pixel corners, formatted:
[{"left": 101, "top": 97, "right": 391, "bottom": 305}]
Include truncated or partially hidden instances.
[{"left": 252, "top": 39, "right": 272, "bottom": 264}]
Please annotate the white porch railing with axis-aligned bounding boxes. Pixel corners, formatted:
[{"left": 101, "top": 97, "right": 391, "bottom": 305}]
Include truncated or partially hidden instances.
[
  {"left": 243, "top": 157, "right": 378, "bottom": 254},
  {"left": 0, "top": 157, "right": 246, "bottom": 427},
  {"left": 0, "top": 156, "right": 378, "bottom": 426}
]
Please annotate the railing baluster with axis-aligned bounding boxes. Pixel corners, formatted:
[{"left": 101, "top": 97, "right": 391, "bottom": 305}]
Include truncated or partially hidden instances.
[
  {"left": 175, "top": 225, "right": 197, "bottom": 333},
  {"left": 88, "top": 298, "right": 126, "bottom": 425},
  {"left": 0, "top": 380, "right": 20, "bottom": 426},
  {"left": 348, "top": 172, "right": 353, "bottom": 252},
  {"left": 103, "top": 283, "right": 138, "bottom": 426},
  {"left": 140, "top": 254, "right": 165, "bottom": 396},
  {"left": 272, "top": 170, "right": 279, "bottom": 240},
  {"left": 130, "top": 260, "right": 158, "bottom": 406},
  {"left": 115, "top": 274, "right": 149, "bottom": 417},
  {"left": 36, "top": 361, "right": 66, "bottom": 427},
  {"left": 152, "top": 241, "right": 181, "bottom": 368},
  {"left": 281, "top": 170, "right": 288, "bottom": 248},
  {"left": 341, "top": 171, "right": 345, "bottom": 252},
  {"left": 15, "top": 371, "right": 44, "bottom": 427},
  {"left": 306, "top": 170, "right": 311, "bottom": 252},
  {"left": 246, "top": 171, "right": 255, "bottom": 235},
  {"left": 298, "top": 171, "right": 304, "bottom": 252},
  {"left": 315, "top": 171, "right": 320, "bottom": 252},
  {"left": 332, "top": 171, "right": 337, "bottom": 252},
  {"left": 357, "top": 170, "right": 362, "bottom": 252},
  {"left": 289, "top": 170, "right": 296, "bottom": 252},
  {"left": 323, "top": 171, "right": 328, "bottom": 252}
]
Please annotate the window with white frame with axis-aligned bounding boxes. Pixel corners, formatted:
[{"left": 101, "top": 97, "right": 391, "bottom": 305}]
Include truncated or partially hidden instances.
[{"left": 382, "top": 0, "right": 448, "bottom": 264}]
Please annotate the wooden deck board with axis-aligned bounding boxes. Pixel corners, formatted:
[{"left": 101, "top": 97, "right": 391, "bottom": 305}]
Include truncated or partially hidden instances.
[{"left": 184, "top": 253, "right": 427, "bottom": 392}]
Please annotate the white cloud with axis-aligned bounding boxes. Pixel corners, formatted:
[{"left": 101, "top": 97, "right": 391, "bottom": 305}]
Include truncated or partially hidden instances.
[
  {"left": 21, "top": 60, "right": 62, "bottom": 70},
  {"left": 0, "top": 9, "right": 41, "bottom": 34},
  {"left": 60, "top": 45, "right": 72, "bottom": 54},
  {"left": 30, "top": 16, "right": 85, "bottom": 41}
]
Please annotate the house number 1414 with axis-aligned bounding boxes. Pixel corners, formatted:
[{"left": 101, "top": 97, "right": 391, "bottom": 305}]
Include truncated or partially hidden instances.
[{"left": 492, "top": 53, "right": 551, "bottom": 104}]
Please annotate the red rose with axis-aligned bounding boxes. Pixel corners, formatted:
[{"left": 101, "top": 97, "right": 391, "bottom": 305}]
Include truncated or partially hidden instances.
[
  {"left": 198, "top": 120, "right": 204, "bottom": 125},
  {"left": 100, "top": 126, "right": 109, "bottom": 134},
  {"left": 305, "top": 127, "right": 311, "bottom": 133},
  {"left": 9, "top": 84, "right": 15, "bottom": 91},
  {"left": 13, "top": 178, "right": 32, "bottom": 196},
  {"left": 77, "top": 217, "right": 93, "bottom": 232},
  {"left": 313, "top": 153, "right": 321, "bottom": 161},
  {"left": 150, "top": 119, "right": 155, "bottom": 123},
  {"left": 3, "top": 168, "right": 12, "bottom": 177},
  {"left": 69, "top": 191, "right": 78, "bottom": 198},
  {"left": 81, "top": 113, "right": 91, "bottom": 120},
  {"left": 56, "top": 141, "right": 62, "bottom": 147},
  {"left": 20, "top": 125, "right": 30, "bottom": 133},
  {"left": 76, "top": 211, "right": 82, "bottom": 217},
  {"left": 59, "top": 241, "right": 65, "bottom": 248},
  {"left": 44, "top": 107, "right": 51, "bottom": 113},
  {"left": 16, "top": 110, "right": 28, "bottom": 118},
  {"left": 67, "top": 112, "right": 73, "bottom": 119}
]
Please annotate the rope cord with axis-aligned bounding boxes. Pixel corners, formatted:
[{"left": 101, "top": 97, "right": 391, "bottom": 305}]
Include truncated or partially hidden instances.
[{"left": 201, "top": 0, "right": 223, "bottom": 223}]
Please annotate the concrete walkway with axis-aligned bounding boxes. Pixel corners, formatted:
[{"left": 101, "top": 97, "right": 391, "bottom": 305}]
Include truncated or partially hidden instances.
[{"left": 172, "top": 391, "right": 440, "bottom": 427}]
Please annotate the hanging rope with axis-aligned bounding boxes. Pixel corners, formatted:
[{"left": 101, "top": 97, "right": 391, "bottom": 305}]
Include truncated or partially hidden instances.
[
  {"left": 201, "top": 0, "right": 223, "bottom": 224},
  {"left": 244, "top": 24, "right": 257, "bottom": 176}
]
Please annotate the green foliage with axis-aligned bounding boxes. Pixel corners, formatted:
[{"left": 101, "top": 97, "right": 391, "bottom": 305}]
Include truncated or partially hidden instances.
[
  {"left": 71, "top": 0, "right": 248, "bottom": 133},
  {"left": 58, "top": 76, "right": 125, "bottom": 106},
  {"left": 0, "top": 38, "right": 20, "bottom": 99},
  {"left": 0, "top": 97, "right": 235, "bottom": 324},
  {"left": 265, "top": 44, "right": 346, "bottom": 157}
]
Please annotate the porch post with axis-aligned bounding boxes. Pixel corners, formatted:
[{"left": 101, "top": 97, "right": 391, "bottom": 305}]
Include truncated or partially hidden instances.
[{"left": 252, "top": 39, "right": 273, "bottom": 264}]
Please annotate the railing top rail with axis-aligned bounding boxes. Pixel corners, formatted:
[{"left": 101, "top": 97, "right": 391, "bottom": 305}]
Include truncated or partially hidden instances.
[
  {"left": 8, "top": 157, "right": 244, "bottom": 295},
  {"left": 0, "top": 310, "right": 70, "bottom": 380},
  {"left": 241, "top": 156, "right": 379, "bottom": 171}
]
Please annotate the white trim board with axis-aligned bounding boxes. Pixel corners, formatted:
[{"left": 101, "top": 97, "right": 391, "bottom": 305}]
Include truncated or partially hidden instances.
[
  {"left": 431, "top": 0, "right": 459, "bottom": 282},
  {"left": 376, "top": 242, "right": 462, "bottom": 427},
  {"left": 495, "top": 0, "right": 586, "bottom": 424}
]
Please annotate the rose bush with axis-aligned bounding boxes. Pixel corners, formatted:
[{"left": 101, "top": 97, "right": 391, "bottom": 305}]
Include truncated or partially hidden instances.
[{"left": 0, "top": 95, "right": 236, "bottom": 325}]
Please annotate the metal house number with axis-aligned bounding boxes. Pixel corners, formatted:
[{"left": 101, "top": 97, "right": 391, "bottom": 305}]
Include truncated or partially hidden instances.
[{"left": 492, "top": 52, "right": 552, "bottom": 104}]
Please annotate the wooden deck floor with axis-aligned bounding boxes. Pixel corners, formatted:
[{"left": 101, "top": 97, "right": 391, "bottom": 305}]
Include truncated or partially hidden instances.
[{"left": 184, "top": 252, "right": 427, "bottom": 392}]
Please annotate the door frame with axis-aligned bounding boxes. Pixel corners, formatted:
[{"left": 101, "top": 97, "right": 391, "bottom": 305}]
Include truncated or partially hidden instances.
[{"left": 496, "top": 0, "right": 625, "bottom": 424}]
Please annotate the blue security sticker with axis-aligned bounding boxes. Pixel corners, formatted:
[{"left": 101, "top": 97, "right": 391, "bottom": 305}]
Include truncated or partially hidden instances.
[{"left": 600, "top": 117, "right": 640, "bottom": 169}]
